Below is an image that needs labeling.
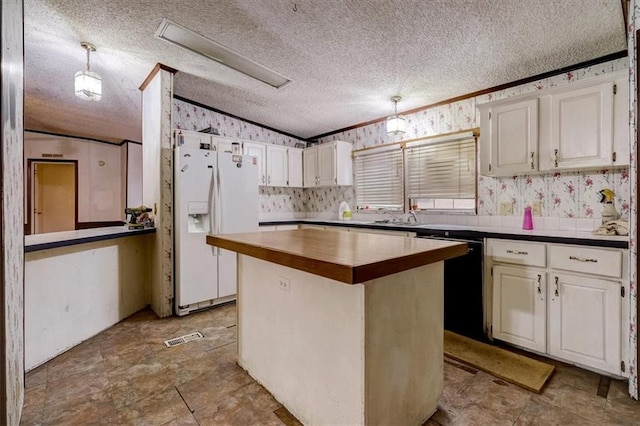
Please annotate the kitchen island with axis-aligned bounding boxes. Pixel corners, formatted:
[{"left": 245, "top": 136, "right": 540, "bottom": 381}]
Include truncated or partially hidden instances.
[{"left": 207, "top": 228, "right": 467, "bottom": 425}]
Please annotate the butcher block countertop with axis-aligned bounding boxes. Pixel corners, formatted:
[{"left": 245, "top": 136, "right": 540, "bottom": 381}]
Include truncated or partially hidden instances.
[{"left": 207, "top": 228, "right": 467, "bottom": 284}]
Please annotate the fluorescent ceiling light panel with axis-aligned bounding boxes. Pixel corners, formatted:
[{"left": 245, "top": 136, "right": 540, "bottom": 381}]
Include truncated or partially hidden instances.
[{"left": 155, "top": 18, "right": 291, "bottom": 89}]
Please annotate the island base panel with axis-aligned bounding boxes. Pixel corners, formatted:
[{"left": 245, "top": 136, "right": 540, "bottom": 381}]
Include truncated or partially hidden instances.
[{"left": 237, "top": 255, "right": 444, "bottom": 425}]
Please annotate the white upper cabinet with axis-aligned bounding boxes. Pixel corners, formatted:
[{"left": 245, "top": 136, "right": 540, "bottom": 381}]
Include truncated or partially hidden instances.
[
  {"left": 480, "top": 98, "right": 538, "bottom": 176},
  {"left": 243, "top": 142, "right": 267, "bottom": 186},
  {"left": 288, "top": 148, "right": 304, "bottom": 188},
  {"left": 539, "top": 79, "right": 615, "bottom": 170},
  {"left": 479, "top": 72, "right": 629, "bottom": 176},
  {"left": 304, "top": 146, "right": 319, "bottom": 187},
  {"left": 303, "top": 141, "right": 353, "bottom": 188},
  {"left": 266, "top": 145, "right": 288, "bottom": 187}
]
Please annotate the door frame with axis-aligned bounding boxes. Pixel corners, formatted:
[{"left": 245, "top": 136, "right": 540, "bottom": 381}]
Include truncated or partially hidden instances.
[{"left": 26, "top": 159, "right": 79, "bottom": 235}]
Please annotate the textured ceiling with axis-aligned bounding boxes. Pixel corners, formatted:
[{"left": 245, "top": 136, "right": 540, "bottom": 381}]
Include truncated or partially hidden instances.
[{"left": 24, "top": 0, "right": 626, "bottom": 143}]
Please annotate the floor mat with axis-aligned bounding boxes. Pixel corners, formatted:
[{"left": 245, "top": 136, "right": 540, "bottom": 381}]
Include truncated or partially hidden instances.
[{"left": 444, "top": 330, "right": 555, "bottom": 393}]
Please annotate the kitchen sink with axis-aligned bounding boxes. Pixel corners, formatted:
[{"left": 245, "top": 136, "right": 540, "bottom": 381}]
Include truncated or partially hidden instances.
[{"left": 372, "top": 219, "right": 422, "bottom": 226}]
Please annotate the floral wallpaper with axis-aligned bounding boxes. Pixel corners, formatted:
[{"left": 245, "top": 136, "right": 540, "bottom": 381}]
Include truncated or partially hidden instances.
[
  {"left": 1, "top": 0, "right": 24, "bottom": 421},
  {"left": 174, "top": 99, "right": 303, "bottom": 147},
  {"left": 173, "top": 52, "right": 637, "bottom": 398},
  {"left": 320, "top": 57, "right": 630, "bottom": 221},
  {"left": 629, "top": 0, "right": 639, "bottom": 400}
]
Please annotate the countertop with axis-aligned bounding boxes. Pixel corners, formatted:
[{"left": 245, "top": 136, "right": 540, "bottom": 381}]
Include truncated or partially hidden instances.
[
  {"left": 259, "top": 219, "right": 629, "bottom": 249},
  {"left": 25, "top": 226, "right": 156, "bottom": 252},
  {"left": 207, "top": 228, "right": 467, "bottom": 284}
]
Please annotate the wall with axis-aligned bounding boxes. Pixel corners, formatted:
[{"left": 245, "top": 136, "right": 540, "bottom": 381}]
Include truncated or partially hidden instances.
[
  {"left": 173, "top": 98, "right": 308, "bottom": 218},
  {"left": 24, "top": 132, "right": 124, "bottom": 225},
  {"left": 628, "top": 0, "right": 639, "bottom": 400},
  {"left": 24, "top": 235, "right": 150, "bottom": 370},
  {"left": 1, "top": 0, "right": 25, "bottom": 422},
  {"left": 142, "top": 68, "right": 174, "bottom": 318},
  {"left": 125, "top": 142, "right": 143, "bottom": 207},
  {"left": 318, "top": 57, "right": 630, "bottom": 223}
]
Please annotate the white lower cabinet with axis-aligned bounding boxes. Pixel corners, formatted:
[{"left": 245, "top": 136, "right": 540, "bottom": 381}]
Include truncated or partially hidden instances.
[
  {"left": 488, "top": 239, "right": 627, "bottom": 376},
  {"left": 492, "top": 266, "right": 546, "bottom": 353},
  {"left": 548, "top": 273, "right": 621, "bottom": 374}
]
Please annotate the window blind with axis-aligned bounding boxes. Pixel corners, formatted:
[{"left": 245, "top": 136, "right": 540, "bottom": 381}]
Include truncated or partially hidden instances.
[
  {"left": 354, "top": 147, "right": 404, "bottom": 210},
  {"left": 406, "top": 137, "right": 476, "bottom": 199}
]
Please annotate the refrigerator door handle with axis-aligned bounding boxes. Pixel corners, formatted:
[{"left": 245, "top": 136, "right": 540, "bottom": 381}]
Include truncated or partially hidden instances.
[
  {"left": 209, "top": 164, "right": 217, "bottom": 256},
  {"left": 217, "top": 167, "right": 223, "bottom": 235}
]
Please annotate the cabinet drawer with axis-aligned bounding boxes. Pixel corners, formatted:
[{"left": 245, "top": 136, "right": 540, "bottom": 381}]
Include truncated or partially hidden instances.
[
  {"left": 490, "top": 240, "right": 546, "bottom": 267},
  {"left": 549, "top": 245, "right": 622, "bottom": 278}
]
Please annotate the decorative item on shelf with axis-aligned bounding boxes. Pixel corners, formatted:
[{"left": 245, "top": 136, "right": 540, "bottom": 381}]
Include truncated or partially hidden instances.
[
  {"left": 198, "top": 126, "right": 219, "bottom": 135},
  {"left": 386, "top": 96, "right": 406, "bottom": 136},
  {"left": 75, "top": 42, "right": 102, "bottom": 101},
  {"left": 295, "top": 142, "right": 307, "bottom": 149},
  {"left": 599, "top": 188, "right": 620, "bottom": 225}
]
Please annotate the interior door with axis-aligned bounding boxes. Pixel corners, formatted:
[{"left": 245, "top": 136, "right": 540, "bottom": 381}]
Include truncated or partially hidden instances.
[{"left": 33, "top": 162, "right": 76, "bottom": 234}]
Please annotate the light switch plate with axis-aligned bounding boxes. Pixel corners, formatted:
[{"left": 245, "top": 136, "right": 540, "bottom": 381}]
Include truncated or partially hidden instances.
[{"left": 499, "top": 201, "right": 513, "bottom": 216}]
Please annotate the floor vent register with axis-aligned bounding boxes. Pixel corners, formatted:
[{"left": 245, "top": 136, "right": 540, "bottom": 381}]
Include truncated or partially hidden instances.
[{"left": 164, "top": 331, "right": 204, "bottom": 348}]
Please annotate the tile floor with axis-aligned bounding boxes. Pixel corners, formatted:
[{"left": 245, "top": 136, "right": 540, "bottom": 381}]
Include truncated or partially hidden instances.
[{"left": 21, "top": 303, "right": 640, "bottom": 425}]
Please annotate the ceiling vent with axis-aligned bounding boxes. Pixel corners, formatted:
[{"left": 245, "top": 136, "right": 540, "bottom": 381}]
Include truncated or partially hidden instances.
[{"left": 155, "top": 18, "right": 291, "bottom": 89}]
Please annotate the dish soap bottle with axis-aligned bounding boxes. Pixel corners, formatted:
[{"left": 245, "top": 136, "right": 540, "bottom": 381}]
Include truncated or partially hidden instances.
[
  {"left": 599, "top": 188, "right": 619, "bottom": 224},
  {"left": 522, "top": 203, "right": 534, "bottom": 230}
]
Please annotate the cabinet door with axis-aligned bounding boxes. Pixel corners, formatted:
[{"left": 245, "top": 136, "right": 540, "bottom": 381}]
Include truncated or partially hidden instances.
[
  {"left": 488, "top": 99, "right": 538, "bottom": 176},
  {"left": 492, "top": 265, "right": 546, "bottom": 352},
  {"left": 243, "top": 142, "right": 267, "bottom": 185},
  {"left": 548, "top": 273, "right": 621, "bottom": 374},
  {"left": 543, "top": 82, "right": 614, "bottom": 170},
  {"left": 266, "top": 145, "right": 288, "bottom": 187},
  {"left": 317, "top": 143, "right": 336, "bottom": 186},
  {"left": 303, "top": 148, "right": 318, "bottom": 188},
  {"left": 288, "top": 148, "right": 304, "bottom": 187}
]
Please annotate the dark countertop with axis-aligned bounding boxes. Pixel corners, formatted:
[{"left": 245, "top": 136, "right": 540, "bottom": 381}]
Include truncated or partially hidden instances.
[
  {"left": 259, "top": 219, "right": 629, "bottom": 249},
  {"left": 25, "top": 226, "right": 156, "bottom": 253}
]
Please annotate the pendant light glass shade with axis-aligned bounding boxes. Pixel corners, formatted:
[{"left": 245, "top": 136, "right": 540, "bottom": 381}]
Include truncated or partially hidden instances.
[
  {"left": 386, "top": 96, "right": 405, "bottom": 135},
  {"left": 75, "top": 42, "right": 102, "bottom": 101}
]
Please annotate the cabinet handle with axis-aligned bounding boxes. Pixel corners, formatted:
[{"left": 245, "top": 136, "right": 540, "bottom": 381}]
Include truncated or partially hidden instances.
[
  {"left": 537, "top": 274, "right": 542, "bottom": 294},
  {"left": 554, "top": 276, "right": 559, "bottom": 297},
  {"left": 262, "top": 175, "right": 265, "bottom": 184},
  {"left": 554, "top": 149, "right": 559, "bottom": 167},
  {"left": 569, "top": 256, "right": 597, "bottom": 263},
  {"left": 530, "top": 151, "right": 535, "bottom": 169},
  {"left": 506, "top": 249, "right": 528, "bottom": 255},
  {"left": 268, "top": 175, "right": 271, "bottom": 184}
]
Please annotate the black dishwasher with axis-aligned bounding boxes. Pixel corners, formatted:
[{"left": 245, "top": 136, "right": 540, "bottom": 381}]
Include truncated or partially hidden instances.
[{"left": 418, "top": 235, "right": 486, "bottom": 342}]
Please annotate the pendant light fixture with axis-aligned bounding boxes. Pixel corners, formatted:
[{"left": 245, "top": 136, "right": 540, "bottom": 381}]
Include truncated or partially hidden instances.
[
  {"left": 386, "top": 96, "right": 406, "bottom": 135},
  {"left": 75, "top": 42, "right": 102, "bottom": 101}
]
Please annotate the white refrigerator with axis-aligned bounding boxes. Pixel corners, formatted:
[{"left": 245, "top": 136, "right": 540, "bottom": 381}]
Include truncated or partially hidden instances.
[{"left": 174, "top": 144, "right": 258, "bottom": 316}]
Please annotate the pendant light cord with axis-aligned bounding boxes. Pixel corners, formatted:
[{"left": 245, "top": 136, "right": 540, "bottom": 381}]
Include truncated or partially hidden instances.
[{"left": 86, "top": 47, "right": 91, "bottom": 72}]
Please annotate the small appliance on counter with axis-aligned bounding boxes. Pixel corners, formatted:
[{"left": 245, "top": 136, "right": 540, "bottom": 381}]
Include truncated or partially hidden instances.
[
  {"left": 338, "top": 201, "right": 352, "bottom": 221},
  {"left": 125, "top": 206, "right": 153, "bottom": 229}
]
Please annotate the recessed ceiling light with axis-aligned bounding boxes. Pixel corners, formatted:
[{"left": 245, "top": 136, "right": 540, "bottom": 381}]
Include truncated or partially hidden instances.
[{"left": 155, "top": 18, "right": 292, "bottom": 89}]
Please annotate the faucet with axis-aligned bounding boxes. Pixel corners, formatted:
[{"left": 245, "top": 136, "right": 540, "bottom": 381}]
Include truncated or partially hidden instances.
[{"left": 408, "top": 210, "right": 418, "bottom": 223}]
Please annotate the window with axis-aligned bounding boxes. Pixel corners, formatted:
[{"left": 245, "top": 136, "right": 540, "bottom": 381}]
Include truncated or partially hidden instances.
[
  {"left": 354, "top": 146, "right": 404, "bottom": 211},
  {"left": 405, "top": 136, "right": 476, "bottom": 212}
]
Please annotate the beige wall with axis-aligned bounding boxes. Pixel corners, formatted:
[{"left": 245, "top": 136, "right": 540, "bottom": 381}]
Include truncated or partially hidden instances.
[{"left": 24, "top": 131, "right": 124, "bottom": 225}]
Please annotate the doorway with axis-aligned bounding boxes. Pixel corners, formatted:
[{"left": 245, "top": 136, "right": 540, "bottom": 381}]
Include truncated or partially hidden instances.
[{"left": 28, "top": 160, "right": 78, "bottom": 234}]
